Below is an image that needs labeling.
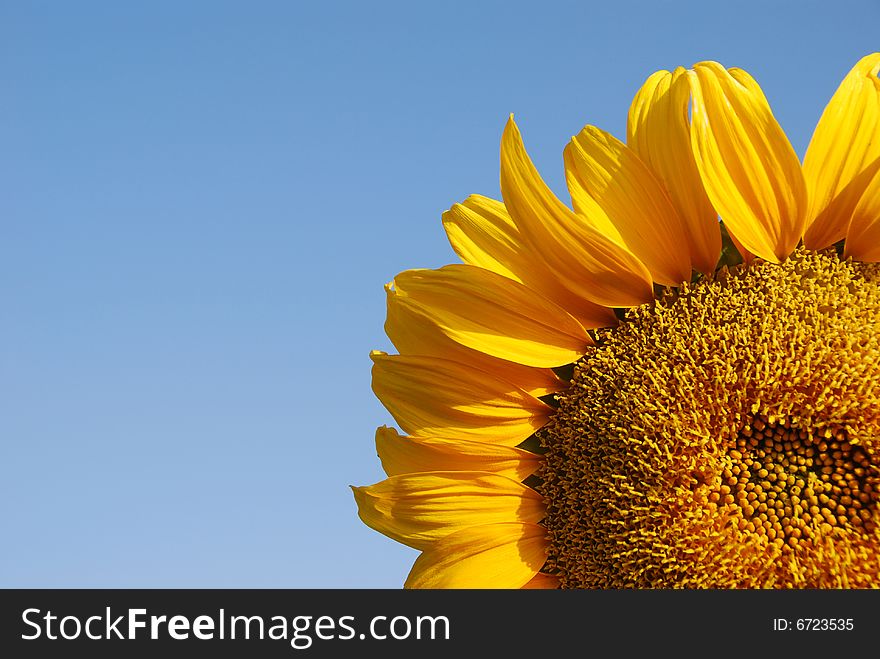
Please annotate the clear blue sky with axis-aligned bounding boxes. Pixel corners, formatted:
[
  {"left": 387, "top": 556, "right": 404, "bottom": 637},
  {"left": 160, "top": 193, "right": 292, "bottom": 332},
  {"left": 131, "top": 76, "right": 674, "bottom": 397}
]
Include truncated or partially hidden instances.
[{"left": 1, "top": 0, "right": 877, "bottom": 587}]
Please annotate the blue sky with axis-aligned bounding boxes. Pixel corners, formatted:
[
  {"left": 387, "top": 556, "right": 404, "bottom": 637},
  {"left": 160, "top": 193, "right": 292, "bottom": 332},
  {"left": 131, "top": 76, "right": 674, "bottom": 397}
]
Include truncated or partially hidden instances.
[{"left": 1, "top": 0, "right": 877, "bottom": 587}]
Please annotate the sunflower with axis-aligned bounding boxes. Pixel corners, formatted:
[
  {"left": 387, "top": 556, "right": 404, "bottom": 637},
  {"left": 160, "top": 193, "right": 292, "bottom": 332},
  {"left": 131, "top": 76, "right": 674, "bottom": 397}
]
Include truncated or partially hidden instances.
[{"left": 353, "top": 55, "right": 880, "bottom": 588}]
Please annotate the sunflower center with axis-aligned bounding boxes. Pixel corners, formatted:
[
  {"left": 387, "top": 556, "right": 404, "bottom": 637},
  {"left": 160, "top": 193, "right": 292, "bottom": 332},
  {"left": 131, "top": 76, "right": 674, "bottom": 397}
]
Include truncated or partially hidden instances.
[
  {"left": 538, "top": 248, "right": 880, "bottom": 588},
  {"left": 721, "top": 416, "right": 877, "bottom": 546}
]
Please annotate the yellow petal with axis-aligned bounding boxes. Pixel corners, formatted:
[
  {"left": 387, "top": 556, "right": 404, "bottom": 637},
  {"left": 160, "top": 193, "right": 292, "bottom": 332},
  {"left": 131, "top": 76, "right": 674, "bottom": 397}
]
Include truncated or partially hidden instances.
[
  {"left": 500, "top": 116, "right": 654, "bottom": 308},
  {"left": 384, "top": 288, "right": 564, "bottom": 397},
  {"left": 442, "top": 195, "right": 617, "bottom": 327},
  {"left": 688, "top": 62, "right": 807, "bottom": 262},
  {"left": 389, "top": 264, "right": 591, "bottom": 368},
  {"left": 351, "top": 472, "right": 544, "bottom": 551},
  {"left": 375, "top": 426, "right": 541, "bottom": 480},
  {"left": 521, "top": 572, "right": 560, "bottom": 589},
  {"left": 565, "top": 125, "right": 692, "bottom": 286},
  {"left": 405, "top": 522, "right": 547, "bottom": 588},
  {"left": 371, "top": 351, "right": 552, "bottom": 445},
  {"left": 441, "top": 195, "right": 523, "bottom": 283},
  {"left": 804, "top": 53, "right": 880, "bottom": 249},
  {"left": 843, "top": 161, "right": 880, "bottom": 261},
  {"left": 627, "top": 67, "right": 721, "bottom": 274}
]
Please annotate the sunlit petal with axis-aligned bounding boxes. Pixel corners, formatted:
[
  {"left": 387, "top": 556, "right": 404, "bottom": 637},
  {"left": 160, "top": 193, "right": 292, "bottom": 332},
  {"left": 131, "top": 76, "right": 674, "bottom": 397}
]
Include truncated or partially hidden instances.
[{"left": 688, "top": 62, "right": 807, "bottom": 262}]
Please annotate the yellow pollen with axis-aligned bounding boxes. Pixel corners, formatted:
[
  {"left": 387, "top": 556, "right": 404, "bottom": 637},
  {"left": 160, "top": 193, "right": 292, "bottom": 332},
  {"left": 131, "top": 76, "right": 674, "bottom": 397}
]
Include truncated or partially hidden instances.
[{"left": 538, "top": 248, "right": 880, "bottom": 588}]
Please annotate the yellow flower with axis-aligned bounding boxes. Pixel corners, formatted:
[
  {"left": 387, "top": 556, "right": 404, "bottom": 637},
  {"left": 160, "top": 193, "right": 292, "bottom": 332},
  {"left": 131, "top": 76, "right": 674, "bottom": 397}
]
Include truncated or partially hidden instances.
[{"left": 353, "top": 55, "right": 880, "bottom": 588}]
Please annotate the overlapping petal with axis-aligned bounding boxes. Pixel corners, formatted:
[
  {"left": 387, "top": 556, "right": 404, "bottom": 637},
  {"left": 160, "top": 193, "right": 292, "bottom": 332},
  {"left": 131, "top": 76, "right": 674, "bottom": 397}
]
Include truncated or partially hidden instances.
[
  {"left": 387, "top": 264, "right": 591, "bottom": 368},
  {"left": 565, "top": 125, "right": 692, "bottom": 286},
  {"left": 441, "top": 195, "right": 526, "bottom": 285},
  {"left": 385, "top": 286, "right": 564, "bottom": 397},
  {"left": 804, "top": 53, "right": 880, "bottom": 249},
  {"left": 843, "top": 162, "right": 880, "bottom": 261},
  {"left": 688, "top": 62, "right": 807, "bottom": 262},
  {"left": 370, "top": 351, "right": 552, "bottom": 445},
  {"left": 500, "top": 117, "right": 654, "bottom": 308},
  {"left": 627, "top": 67, "right": 721, "bottom": 274},
  {"left": 375, "top": 426, "right": 542, "bottom": 481},
  {"left": 352, "top": 472, "right": 545, "bottom": 551},
  {"left": 404, "top": 523, "right": 547, "bottom": 588},
  {"left": 442, "top": 195, "right": 617, "bottom": 327}
]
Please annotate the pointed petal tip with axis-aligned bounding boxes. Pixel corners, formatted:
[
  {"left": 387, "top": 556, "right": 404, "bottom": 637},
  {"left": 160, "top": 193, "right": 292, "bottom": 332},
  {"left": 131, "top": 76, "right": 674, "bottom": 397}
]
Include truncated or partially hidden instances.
[
  {"left": 503, "top": 114, "right": 519, "bottom": 137},
  {"left": 350, "top": 485, "right": 367, "bottom": 509}
]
